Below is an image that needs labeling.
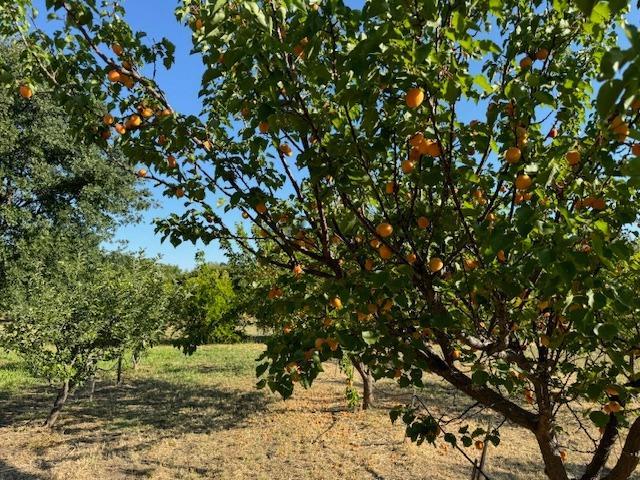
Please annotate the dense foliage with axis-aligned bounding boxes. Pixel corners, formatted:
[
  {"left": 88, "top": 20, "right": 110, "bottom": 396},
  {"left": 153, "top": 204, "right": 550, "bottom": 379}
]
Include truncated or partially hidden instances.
[
  {"left": 168, "top": 258, "right": 240, "bottom": 353},
  {"left": 5, "top": 1, "right": 640, "bottom": 478}
]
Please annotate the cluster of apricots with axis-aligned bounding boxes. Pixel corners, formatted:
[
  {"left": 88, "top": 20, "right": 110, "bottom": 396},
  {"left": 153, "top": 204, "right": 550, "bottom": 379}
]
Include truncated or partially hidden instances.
[{"left": 519, "top": 47, "right": 550, "bottom": 70}]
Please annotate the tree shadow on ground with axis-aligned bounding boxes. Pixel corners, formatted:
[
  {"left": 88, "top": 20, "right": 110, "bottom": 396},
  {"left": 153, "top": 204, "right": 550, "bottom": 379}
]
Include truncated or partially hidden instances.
[
  {"left": 0, "top": 376, "right": 271, "bottom": 447},
  {"left": 0, "top": 460, "right": 45, "bottom": 480}
]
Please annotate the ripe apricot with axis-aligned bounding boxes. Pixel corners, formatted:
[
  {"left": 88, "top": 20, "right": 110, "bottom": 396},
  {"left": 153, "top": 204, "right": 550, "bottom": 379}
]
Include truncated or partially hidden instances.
[
  {"left": 520, "top": 56, "right": 533, "bottom": 69},
  {"left": 385, "top": 181, "right": 396, "bottom": 194},
  {"left": 421, "top": 139, "right": 442, "bottom": 157},
  {"left": 515, "top": 174, "right": 532, "bottom": 190},
  {"left": 463, "top": 257, "right": 478, "bottom": 271},
  {"left": 607, "top": 401, "right": 622, "bottom": 413},
  {"left": 19, "top": 84, "right": 33, "bottom": 99},
  {"left": 292, "top": 264, "right": 304, "bottom": 276},
  {"left": 167, "top": 155, "right": 177, "bottom": 169},
  {"left": 255, "top": 202, "right": 267, "bottom": 215},
  {"left": 409, "top": 132, "right": 425, "bottom": 147},
  {"left": 605, "top": 386, "right": 619, "bottom": 397},
  {"left": 258, "top": 121, "right": 269, "bottom": 133},
  {"left": 376, "top": 222, "right": 393, "bottom": 238},
  {"left": 364, "top": 258, "right": 375, "bottom": 271},
  {"left": 535, "top": 48, "right": 549, "bottom": 60},
  {"left": 107, "top": 70, "right": 121, "bottom": 82},
  {"left": 401, "top": 159, "right": 415, "bottom": 174},
  {"left": 417, "top": 216, "right": 430, "bottom": 229},
  {"left": 103, "top": 113, "right": 114, "bottom": 125},
  {"left": 428, "top": 257, "right": 444, "bottom": 273},
  {"left": 329, "top": 297, "right": 343, "bottom": 309},
  {"left": 405, "top": 87, "right": 425, "bottom": 108},
  {"left": 632, "top": 144, "right": 640, "bottom": 156},
  {"left": 497, "top": 250, "right": 506, "bottom": 262},
  {"left": 175, "top": 187, "right": 185, "bottom": 198},
  {"left": 504, "top": 147, "right": 522, "bottom": 164},
  {"left": 136, "top": 168, "right": 147, "bottom": 178},
  {"left": 127, "top": 114, "right": 142, "bottom": 129},
  {"left": 548, "top": 127, "right": 558, "bottom": 138},
  {"left": 566, "top": 150, "right": 581, "bottom": 166},
  {"left": 406, "top": 253, "right": 417, "bottom": 264},
  {"left": 378, "top": 245, "right": 393, "bottom": 260},
  {"left": 112, "top": 43, "right": 124, "bottom": 56},
  {"left": 115, "top": 123, "right": 126, "bottom": 135}
]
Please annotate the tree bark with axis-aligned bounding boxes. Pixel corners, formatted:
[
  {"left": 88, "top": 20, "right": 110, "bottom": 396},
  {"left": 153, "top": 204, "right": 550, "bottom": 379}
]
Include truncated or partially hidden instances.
[
  {"left": 535, "top": 423, "right": 569, "bottom": 480},
  {"left": 88, "top": 376, "right": 96, "bottom": 402},
  {"left": 44, "top": 379, "right": 73, "bottom": 428},
  {"left": 602, "top": 416, "right": 640, "bottom": 480},
  {"left": 415, "top": 346, "right": 538, "bottom": 431},
  {"left": 352, "top": 359, "right": 374, "bottom": 410},
  {"left": 116, "top": 355, "right": 123, "bottom": 385},
  {"left": 581, "top": 414, "right": 619, "bottom": 480}
]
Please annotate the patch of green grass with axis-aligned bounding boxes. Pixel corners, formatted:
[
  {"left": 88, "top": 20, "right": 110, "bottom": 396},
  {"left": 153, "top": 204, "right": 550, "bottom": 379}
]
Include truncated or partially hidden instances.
[
  {"left": 0, "top": 350, "right": 39, "bottom": 393},
  {"left": 110, "top": 344, "right": 266, "bottom": 386},
  {"left": 0, "top": 344, "right": 266, "bottom": 394}
]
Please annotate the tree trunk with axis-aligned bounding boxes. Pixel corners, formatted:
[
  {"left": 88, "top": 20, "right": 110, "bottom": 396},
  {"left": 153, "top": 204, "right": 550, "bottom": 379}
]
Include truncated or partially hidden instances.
[
  {"left": 351, "top": 359, "right": 374, "bottom": 410},
  {"left": 601, "top": 416, "right": 640, "bottom": 480},
  {"left": 116, "top": 355, "right": 123, "bottom": 385},
  {"left": 581, "top": 413, "right": 618, "bottom": 480},
  {"left": 88, "top": 376, "right": 96, "bottom": 402},
  {"left": 132, "top": 352, "right": 139, "bottom": 370},
  {"left": 535, "top": 425, "right": 569, "bottom": 480},
  {"left": 44, "top": 379, "right": 73, "bottom": 428}
]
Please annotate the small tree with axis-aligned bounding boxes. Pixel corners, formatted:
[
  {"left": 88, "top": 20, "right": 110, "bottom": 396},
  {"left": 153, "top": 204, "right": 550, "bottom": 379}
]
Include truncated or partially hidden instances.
[
  {"left": 9, "top": 1, "right": 640, "bottom": 477},
  {"left": 168, "top": 257, "right": 239, "bottom": 354},
  {"left": 1, "top": 235, "right": 168, "bottom": 427}
]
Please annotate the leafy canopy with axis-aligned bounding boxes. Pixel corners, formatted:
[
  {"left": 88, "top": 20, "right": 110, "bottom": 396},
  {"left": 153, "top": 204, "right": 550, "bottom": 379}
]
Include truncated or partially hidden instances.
[{"left": 6, "top": 1, "right": 640, "bottom": 478}]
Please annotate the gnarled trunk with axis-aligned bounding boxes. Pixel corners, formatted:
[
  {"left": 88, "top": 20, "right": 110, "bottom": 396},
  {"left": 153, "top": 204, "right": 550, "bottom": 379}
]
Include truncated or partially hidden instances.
[{"left": 44, "top": 379, "right": 73, "bottom": 428}]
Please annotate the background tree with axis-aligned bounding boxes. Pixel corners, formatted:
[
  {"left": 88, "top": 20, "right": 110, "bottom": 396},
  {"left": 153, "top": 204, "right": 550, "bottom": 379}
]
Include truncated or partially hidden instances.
[
  {"left": 1, "top": 235, "right": 169, "bottom": 427},
  {"left": 7, "top": 1, "right": 640, "bottom": 478},
  {"left": 167, "top": 256, "right": 240, "bottom": 354},
  {"left": 0, "top": 48, "right": 158, "bottom": 426}
]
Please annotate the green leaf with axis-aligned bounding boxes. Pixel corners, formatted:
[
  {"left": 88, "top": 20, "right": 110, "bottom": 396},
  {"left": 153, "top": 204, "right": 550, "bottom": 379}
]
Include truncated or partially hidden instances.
[
  {"left": 473, "top": 75, "right": 493, "bottom": 93},
  {"left": 362, "top": 331, "right": 379, "bottom": 345}
]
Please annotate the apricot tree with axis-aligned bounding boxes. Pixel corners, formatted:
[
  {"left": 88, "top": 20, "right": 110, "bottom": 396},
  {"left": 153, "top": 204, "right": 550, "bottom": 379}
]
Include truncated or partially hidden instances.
[{"left": 6, "top": 0, "right": 640, "bottom": 478}]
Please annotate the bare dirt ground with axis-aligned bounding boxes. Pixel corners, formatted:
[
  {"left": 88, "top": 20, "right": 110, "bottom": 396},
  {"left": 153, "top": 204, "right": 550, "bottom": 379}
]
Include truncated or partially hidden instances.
[{"left": 0, "top": 344, "right": 637, "bottom": 480}]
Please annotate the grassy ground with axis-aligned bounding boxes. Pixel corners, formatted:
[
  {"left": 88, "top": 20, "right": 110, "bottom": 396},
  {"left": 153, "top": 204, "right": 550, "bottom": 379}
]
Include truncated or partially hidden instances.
[{"left": 0, "top": 344, "right": 637, "bottom": 480}]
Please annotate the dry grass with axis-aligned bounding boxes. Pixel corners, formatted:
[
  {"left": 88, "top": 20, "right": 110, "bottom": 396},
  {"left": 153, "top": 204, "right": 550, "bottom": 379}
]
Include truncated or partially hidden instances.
[{"left": 0, "top": 344, "right": 638, "bottom": 480}]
